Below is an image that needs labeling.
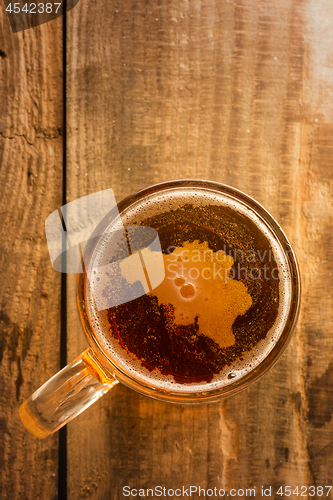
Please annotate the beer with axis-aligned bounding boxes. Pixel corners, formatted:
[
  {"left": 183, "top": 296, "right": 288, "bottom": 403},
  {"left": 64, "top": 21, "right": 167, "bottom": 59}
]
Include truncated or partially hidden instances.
[{"left": 85, "top": 185, "right": 293, "bottom": 393}]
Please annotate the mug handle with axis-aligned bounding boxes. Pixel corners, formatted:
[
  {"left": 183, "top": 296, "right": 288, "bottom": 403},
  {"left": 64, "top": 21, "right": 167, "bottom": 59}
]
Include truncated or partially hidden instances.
[{"left": 19, "top": 348, "right": 118, "bottom": 438}]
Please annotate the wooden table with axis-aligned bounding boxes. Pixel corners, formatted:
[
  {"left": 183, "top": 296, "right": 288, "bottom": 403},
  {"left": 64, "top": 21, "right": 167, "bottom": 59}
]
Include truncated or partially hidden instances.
[{"left": 1, "top": 0, "right": 333, "bottom": 498}]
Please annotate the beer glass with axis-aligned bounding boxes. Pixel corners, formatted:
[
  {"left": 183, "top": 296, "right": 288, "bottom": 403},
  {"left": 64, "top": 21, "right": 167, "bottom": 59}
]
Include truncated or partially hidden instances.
[{"left": 20, "top": 180, "right": 301, "bottom": 438}]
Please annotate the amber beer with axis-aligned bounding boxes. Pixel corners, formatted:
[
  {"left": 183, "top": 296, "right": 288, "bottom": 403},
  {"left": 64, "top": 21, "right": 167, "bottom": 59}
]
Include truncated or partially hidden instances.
[
  {"left": 83, "top": 181, "right": 298, "bottom": 396},
  {"left": 19, "top": 182, "right": 300, "bottom": 438}
]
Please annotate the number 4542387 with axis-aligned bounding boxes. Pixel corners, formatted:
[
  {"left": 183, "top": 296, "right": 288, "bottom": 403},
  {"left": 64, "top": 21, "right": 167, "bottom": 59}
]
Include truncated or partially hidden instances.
[
  {"left": 6, "top": 3, "right": 62, "bottom": 14},
  {"left": 277, "top": 486, "right": 332, "bottom": 497}
]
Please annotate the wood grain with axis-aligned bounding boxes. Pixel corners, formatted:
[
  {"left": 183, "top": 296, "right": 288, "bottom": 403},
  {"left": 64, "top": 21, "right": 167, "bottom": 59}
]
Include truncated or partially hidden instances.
[
  {"left": 65, "top": 0, "right": 333, "bottom": 498},
  {"left": 0, "top": 6, "right": 63, "bottom": 500}
]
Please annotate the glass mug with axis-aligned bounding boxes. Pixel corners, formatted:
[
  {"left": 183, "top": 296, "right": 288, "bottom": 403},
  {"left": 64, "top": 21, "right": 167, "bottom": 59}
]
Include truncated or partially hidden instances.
[{"left": 20, "top": 180, "right": 301, "bottom": 438}]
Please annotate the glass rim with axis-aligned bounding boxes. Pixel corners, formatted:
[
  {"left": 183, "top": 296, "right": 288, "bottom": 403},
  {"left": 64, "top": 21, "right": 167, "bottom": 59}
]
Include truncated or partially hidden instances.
[{"left": 77, "top": 179, "right": 301, "bottom": 403}]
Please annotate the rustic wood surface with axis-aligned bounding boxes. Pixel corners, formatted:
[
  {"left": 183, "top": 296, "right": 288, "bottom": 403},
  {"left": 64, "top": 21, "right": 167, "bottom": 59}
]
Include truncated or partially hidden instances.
[
  {"left": 1, "top": 0, "right": 333, "bottom": 498},
  {"left": 0, "top": 4, "right": 63, "bottom": 499}
]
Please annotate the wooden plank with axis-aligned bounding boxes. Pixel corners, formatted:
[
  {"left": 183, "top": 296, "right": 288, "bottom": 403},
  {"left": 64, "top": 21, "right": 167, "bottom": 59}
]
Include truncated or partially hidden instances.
[
  {"left": 0, "top": 7, "right": 63, "bottom": 500},
  {"left": 67, "top": 0, "right": 333, "bottom": 497},
  {"left": 302, "top": 3, "right": 333, "bottom": 485}
]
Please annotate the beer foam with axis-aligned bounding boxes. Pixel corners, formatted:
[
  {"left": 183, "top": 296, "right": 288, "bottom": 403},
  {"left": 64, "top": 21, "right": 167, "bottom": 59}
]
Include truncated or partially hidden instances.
[
  {"left": 148, "top": 240, "right": 252, "bottom": 348},
  {"left": 85, "top": 186, "right": 292, "bottom": 394}
]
